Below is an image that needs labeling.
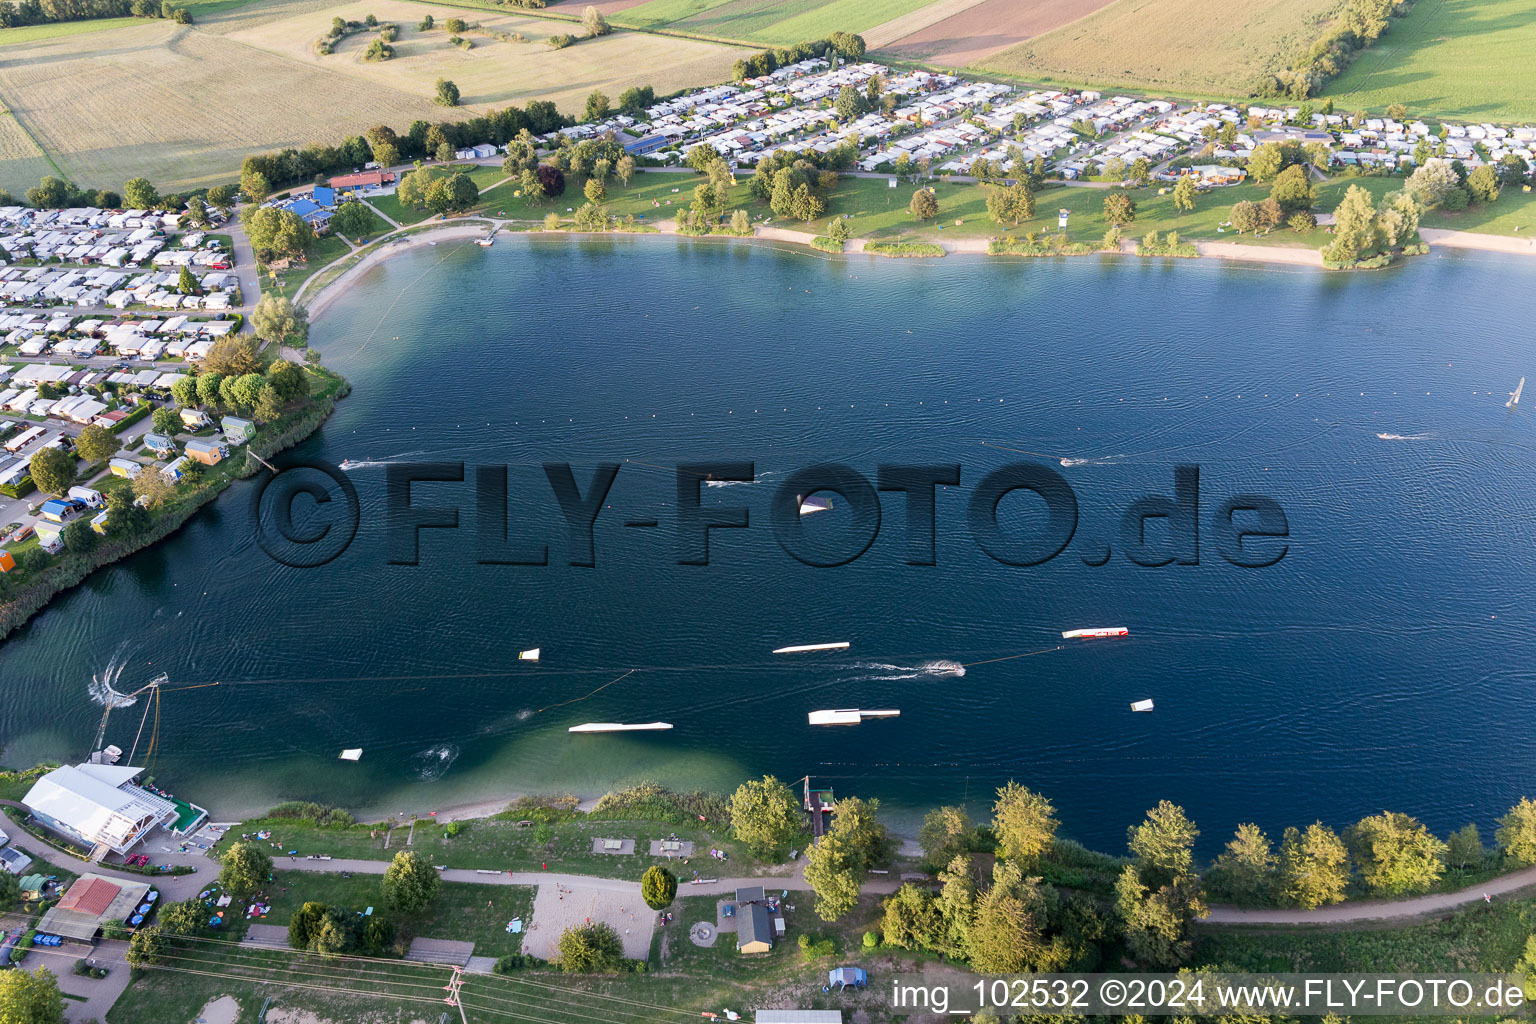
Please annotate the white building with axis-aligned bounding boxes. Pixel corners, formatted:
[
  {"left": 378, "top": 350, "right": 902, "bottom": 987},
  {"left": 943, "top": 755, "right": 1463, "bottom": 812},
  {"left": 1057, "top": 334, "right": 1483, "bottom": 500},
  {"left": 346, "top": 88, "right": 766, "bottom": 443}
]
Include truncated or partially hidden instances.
[{"left": 21, "top": 763, "right": 178, "bottom": 858}]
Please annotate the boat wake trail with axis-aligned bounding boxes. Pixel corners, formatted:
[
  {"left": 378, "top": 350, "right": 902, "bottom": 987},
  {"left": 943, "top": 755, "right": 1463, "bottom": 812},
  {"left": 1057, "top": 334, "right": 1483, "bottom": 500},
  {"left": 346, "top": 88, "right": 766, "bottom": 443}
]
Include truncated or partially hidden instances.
[
  {"left": 844, "top": 660, "right": 966, "bottom": 681},
  {"left": 1058, "top": 456, "right": 1121, "bottom": 467},
  {"left": 1375, "top": 432, "right": 1434, "bottom": 441},
  {"left": 409, "top": 744, "right": 460, "bottom": 781},
  {"left": 89, "top": 647, "right": 137, "bottom": 707}
]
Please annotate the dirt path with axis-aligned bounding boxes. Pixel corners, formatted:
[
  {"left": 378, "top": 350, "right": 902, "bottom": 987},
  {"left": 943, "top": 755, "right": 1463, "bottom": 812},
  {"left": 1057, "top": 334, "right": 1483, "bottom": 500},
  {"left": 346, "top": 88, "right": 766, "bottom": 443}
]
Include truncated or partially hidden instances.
[{"left": 1204, "top": 866, "right": 1536, "bottom": 925}]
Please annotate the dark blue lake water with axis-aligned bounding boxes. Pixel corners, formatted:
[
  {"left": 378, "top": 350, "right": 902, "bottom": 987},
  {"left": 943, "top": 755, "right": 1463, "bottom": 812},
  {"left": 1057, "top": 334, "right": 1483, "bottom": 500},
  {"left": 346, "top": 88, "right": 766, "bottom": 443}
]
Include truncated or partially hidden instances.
[{"left": 4, "top": 236, "right": 1535, "bottom": 852}]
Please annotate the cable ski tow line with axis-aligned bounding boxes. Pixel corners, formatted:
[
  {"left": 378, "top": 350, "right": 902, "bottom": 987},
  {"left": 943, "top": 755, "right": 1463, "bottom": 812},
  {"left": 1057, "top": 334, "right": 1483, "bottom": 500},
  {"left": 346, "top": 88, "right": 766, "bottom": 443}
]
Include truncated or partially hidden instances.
[
  {"left": 961, "top": 645, "right": 1064, "bottom": 667},
  {"left": 531, "top": 668, "right": 636, "bottom": 714}
]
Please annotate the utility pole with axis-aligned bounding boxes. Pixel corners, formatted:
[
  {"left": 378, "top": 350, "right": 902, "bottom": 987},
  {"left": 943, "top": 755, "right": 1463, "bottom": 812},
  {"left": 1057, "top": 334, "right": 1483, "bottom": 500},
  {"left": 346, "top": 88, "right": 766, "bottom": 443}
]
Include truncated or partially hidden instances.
[{"left": 443, "top": 965, "right": 468, "bottom": 1024}]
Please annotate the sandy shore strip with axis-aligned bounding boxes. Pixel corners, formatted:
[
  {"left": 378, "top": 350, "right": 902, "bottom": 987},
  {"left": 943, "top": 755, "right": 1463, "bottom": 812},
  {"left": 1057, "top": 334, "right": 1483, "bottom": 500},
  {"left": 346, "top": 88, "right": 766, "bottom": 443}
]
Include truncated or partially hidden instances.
[
  {"left": 1420, "top": 227, "right": 1536, "bottom": 254},
  {"left": 300, "top": 222, "right": 494, "bottom": 319},
  {"left": 1195, "top": 240, "right": 1324, "bottom": 266}
]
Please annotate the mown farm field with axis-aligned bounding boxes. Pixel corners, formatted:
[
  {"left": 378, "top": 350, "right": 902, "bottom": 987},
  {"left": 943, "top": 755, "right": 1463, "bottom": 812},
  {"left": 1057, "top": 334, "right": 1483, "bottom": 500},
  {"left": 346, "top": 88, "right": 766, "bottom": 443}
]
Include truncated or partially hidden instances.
[
  {"left": 970, "top": 0, "right": 1341, "bottom": 98},
  {"left": 0, "top": 0, "right": 745, "bottom": 194},
  {"left": 1321, "top": 0, "right": 1536, "bottom": 121},
  {"left": 608, "top": 0, "right": 937, "bottom": 44},
  {"left": 871, "top": 0, "right": 1113, "bottom": 68}
]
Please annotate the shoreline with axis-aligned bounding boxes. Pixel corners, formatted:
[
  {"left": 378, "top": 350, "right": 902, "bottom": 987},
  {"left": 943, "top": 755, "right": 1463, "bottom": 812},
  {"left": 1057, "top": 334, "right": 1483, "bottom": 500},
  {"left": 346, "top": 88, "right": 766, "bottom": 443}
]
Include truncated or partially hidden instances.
[{"left": 297, "top": 216, "right": 1536, "bottom": 322}]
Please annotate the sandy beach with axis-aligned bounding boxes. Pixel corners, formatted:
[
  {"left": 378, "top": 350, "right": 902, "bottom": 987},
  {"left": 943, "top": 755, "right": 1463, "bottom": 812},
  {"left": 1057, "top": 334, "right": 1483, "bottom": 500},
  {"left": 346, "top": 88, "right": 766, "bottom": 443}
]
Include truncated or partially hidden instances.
[
  {"left": 296, "top": 214, "right": 1536, "bottom": 326},
  {"left": 299, "top": 222, "right": 495, "bottom": 320}
]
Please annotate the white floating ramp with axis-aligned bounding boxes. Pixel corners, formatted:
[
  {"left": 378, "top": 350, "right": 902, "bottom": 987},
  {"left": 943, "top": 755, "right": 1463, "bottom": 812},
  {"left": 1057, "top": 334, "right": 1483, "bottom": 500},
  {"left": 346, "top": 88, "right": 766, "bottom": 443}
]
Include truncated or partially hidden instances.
[
  {"left": 338, "top": 748, "right": 363, "bottom": 761},
  {"left": 799, "top": 495, "right": 833, "bottom": 516},
  {"left": 518, "top": 648, "right": 540, "bottom": 661},
  {"left": 1130, "top": 699, "right": 1155, "bottom": 713},
  {"left": 568, "top": 722, "right": 674, "bottom": 733},
  {"left": 1061, "top": 627, "right": 1128, "bottom": 639},
  {"left": 808, "top": 709, "right": 900, "bottom": 726},
  {"left": 773, "top": 641, "right": 851, "bottom": 654}
]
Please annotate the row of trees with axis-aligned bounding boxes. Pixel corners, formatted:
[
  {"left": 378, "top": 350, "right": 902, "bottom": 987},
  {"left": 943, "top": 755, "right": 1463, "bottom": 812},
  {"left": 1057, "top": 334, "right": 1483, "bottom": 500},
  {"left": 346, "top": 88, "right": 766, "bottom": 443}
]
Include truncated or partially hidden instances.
[
  {"left": 0, "top": 0, "right": 188, "bottom": 29},
  {"left": 729, "top": 33, "right": 866, "bottom": 84},
  {"left": 1256, "top": 0, "right": 1410, "bottom": 99},
  {"left": 395, "top": 164, "right": 480, "bottom": 215}
]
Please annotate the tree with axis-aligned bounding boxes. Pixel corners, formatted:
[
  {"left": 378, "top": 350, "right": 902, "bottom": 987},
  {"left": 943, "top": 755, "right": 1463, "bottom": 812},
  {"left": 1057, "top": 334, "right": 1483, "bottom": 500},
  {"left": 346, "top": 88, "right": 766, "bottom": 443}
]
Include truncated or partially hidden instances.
[
  {"left": 151, "top": 406, "right": 182, "bottom": 437},
  {"left": 881, "top": 883, "right": 944, "bottom": 951},
  {"left": 74, "top": 424, "right": 120, "bottom": 464},
  {"left": 1114, "top": 866, "right": 1205, "bottom": 968},
  {"left": 730, "top": 208, "right": 751, "bottom": 234},
  {"left": 804, "top": 831, "right": 862, "bottom": 922},
  {"left": 331, "top": 200, "right": 374, "bottom": 239},
  {"left": 27, "top": 176, "right": 71, "bottom": 209},
  {"left": 992, "top": 782, "right": 1057, "bottom": 868},
  {"left": 968, "top": 864, "right": 1052, "bottom": 972},
  {"left": 1288, "top": 210, "right": 1317, "bottom": 231},
  {"left": 985, "top": 182, "right": 1035, "bottom": 226},
  {"left": 219, "top": 841, "right": 273, "bottom": 898},
  {"left": 240, "top": 167, "right": 271, "bottom": 205},
  {"left": 206, "top": 184, "right": 235, "bottom": 214},
  {"left": 125, "top": 926, "right": 166, "bottom": 969},
  {"left": 241, "top": 206, "right": 315, "bottom": 259},
  {"left": 1127, "top": 800, "right": 1198, "bottom": 886},
  {"left": 61, "top": 516, "right": 96, "bottom": 555},
  {"left": 1208, "top": 823, "right": 1274, "bottom": 905},
  {"left": 1445, "top": 823, "right": 1483, "bottom": 872},
  {"left": 909, "top": 187, "right": 937, "bottom": 221},
  {"left": 1256, "top": 196, "right": 1284, "bottom": 231},
  {"left": 1103, "top": 191, "right": 1136, "bottom": 226},
  {"left": 537, "top": 164, "right": 566, "bottom": 198},
  {"left": 580, "top": 4, "right": 609, "bottom": 36},
  {"left": 1497, "top": 797, "right": 1536, "bottom": 865},
  {"left": 133, "top": 468, "right": 176, "bottom": 510},
  {"left": 178, "top": 264, "right": 198, "bottom": 295},
  {"left": 827, "top": 796, "right": 892, "bottom": 870},
  {"left": 267, "top": 358, "right": 309, "bottom": 401},
  {"left": 1129, "top": 156, "right": 1151, "bottom": 187},
  {"left": 828, "top": 30, "right": 865, "bottom": 59},
  {"left": 790, "top": 184, "right": 824, "bottom": 223},
  {"left": 184, "top": 196, "right": 209, "bottom": 226},
  {"left": 919, "top": 806, "right": 974, "bottom": 869},
  {"left": 203, "top": 334, "right": 264, "bottom": 376},
  {"left": 1270, "top": 164, "right": 1315, "bottom": 213},
  {"left": 1385, "top": 101, "right": 1408, "bottom": 120},
  {"left": 825, "top": 216, "right": 849, "bottom": 244},
  {"left": 728, "top": 775, "right": 802, "bottom": 858},
  {"left": 1375, "top": 188, "right": 1422, "bottom": 247},
  {"left": 584, "top": 177, "right": 606, "bottom": 205},
  {"left": 615, "top": 154, "right": 635, "bottom": 187},
  {"left": 641, "top": 866, "right": 676, "bottom": 910},
  {"left": 835, "top": 85, "right": 865, "bottom": 122},
  {"left": 288, "top": 901, "right": 331, "bottom": 950},
  {"left": 556, "top": 923, "right": 623, "bottom": 972},
  {"left": 106, "top": 486, "right": 149, "bottom": 537},
  {"left": 1276, "top": 822, "right": 1350, "bottom": 909},
  {"left": 1322, "top": 183, "right": 1380, "bottom": 264},
  {"left": 29, "top": 445, "right": 75, "bottom": 496},
  {"left": 1172, "top": 175, "right": 1197, "bottom": 212},
  {"left": 435, "top": 78, "right": 460, "bottom": 107},
  {"left": 519, "top": 168, "right": 545, "bottom": 204},
  {"left": 382, "top": 849, "right": 440, "bottom": 913},
  {"left": 123, "top": 176, "right": 159, "bottom": 209},
  {"left": 1247, "top": 141, "right": 1287, "bottom": 182},
  {"left": 157, "top": 898, "right": 207, "bottom": 937},
  {"left": 584, "top": 90, "right": 610, "bottom": 122},
  {"left": 1406, "top": 157, "right": 1461, "bottom": 208},
  {"left": 0, "top": 870, "right": 17, "bottom": 912},
  {"left": 255, "top": 382, "right": 284, "bottom": 422},
  {"left": 1229, "top": 199, "right": 1259, "bottom": 235},
  {"left": 1466, "top": 164, "right": 1500, "bottom": 203}
]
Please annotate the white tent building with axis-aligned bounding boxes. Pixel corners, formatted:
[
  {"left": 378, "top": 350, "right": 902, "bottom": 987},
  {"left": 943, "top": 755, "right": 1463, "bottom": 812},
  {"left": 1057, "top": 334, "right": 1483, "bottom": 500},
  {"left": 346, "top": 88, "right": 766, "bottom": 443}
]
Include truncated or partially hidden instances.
[{"left": 22, "top": 763, "right": 177, "bottom": 859}]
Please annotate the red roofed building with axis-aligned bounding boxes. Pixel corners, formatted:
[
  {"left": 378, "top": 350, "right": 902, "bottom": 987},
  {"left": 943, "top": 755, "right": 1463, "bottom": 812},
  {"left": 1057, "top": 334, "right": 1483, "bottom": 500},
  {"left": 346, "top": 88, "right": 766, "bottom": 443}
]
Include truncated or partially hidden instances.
[
  {"left": 58, "top": 876, "right": 122, "bottom": 916},
  {"left": 329, "top": 170, "right": 395, "bottom": 189}
]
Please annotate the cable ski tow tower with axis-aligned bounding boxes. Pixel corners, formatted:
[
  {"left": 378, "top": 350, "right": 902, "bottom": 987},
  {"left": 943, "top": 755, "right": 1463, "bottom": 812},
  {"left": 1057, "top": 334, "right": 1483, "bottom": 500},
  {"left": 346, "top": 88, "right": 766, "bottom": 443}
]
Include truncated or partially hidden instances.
[{"left": 90, "top": 673, "right": 166, "bottom": 764}]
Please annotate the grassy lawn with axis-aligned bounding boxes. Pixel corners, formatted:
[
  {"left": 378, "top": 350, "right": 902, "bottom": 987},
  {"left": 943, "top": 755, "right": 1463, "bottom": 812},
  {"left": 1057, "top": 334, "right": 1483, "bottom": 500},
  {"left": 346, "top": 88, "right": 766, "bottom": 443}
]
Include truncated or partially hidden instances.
[
  {"left": 217, "top": 813, "right": 763, "bottom": 881},
  {"left": 262, "top": 234, "right": 352, "bottom": 297},
  {"left": 0, "top": 763, "right": 54, "bottom": 802},
  {"left": 370, "top": 163, "right": 511, "bottom": 226},
  {"left": 1322, "top": 0, "right": 1536, "bottom": 121},
  {"left": 264, "top": 870, "right": 536, "bottom": 958}
]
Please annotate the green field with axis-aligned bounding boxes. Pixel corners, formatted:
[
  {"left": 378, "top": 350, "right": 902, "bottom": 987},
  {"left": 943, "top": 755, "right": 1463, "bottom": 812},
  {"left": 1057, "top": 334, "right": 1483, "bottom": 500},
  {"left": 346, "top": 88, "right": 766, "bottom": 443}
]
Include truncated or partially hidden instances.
[
  {"left": 1322, "top": 0, "right": 1536, "bottom": 121},
  {"left": 0, "top": 15, "right": 140, "bottom": 45},
  {"left": 971, "top": 0, "right": 1339, "bottom": 99},
  {"left": 610, "top": 0, "right": 936, "bottom": 44}
]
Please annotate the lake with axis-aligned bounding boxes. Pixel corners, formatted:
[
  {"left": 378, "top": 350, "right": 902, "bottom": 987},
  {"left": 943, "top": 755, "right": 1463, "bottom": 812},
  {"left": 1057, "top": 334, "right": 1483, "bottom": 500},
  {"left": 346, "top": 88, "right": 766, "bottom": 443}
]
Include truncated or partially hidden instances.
[{"left": 3, "top": 236, "right": 1534, "bottom": 853}]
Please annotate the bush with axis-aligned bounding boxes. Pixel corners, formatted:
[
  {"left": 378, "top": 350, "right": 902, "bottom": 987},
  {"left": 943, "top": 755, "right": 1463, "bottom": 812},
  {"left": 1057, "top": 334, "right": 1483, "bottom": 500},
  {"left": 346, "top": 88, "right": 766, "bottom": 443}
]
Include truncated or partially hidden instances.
[
  {"left": 266, "top": 802, "right": 355, "bottom": 828},
  {"left": 862, "top": 930, "right": 880, "bottom": 949},
  {"left": 641, "top": 866, "right": 677, "bottom": 910},
  {"left": 797, "top": 932, "right": 836, "bottom": 959},
  {"left": 556, "top": 923, "right": 623, "bottom": 973},
  {"left": 547, "top": 33, "right": 574, "bottom": 48},
  {"left": 494, "top": 954, "right": 528, "bottom": 972},
  {"left": 590, "top": 783, "right": 729, "bottom": 825}
]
